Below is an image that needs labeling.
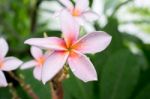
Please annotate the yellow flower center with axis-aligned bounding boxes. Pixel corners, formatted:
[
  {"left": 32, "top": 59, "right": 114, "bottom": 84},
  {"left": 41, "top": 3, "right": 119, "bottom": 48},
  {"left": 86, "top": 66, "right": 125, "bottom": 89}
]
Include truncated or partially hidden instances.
[
  {"left": 37, "top": 57, "right": 45, "bottom": 66},
  {"left": 0, "top": 60, "right": 3, "bottom": 68},
  {"left": 72, "top": 9, "right": 80, "bottom": 16},
  {"left": 67, "top": 47, "right": 73, "bottom": 53}
]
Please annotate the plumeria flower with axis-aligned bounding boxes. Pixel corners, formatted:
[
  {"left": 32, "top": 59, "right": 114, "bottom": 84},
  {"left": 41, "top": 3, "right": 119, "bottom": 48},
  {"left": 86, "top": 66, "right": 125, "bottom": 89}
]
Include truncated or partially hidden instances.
[
  {"left": 21, "top": 46, "right": 51, "bottom": 81},
  {"left": 56, "top": 0, "right": 99, "bottom": 25},
  {"left": 0, "top": 38, "right": 23, "bottom": 87},
  {"left": 25, "top": 10, "right": 112, "bottom": 84}
]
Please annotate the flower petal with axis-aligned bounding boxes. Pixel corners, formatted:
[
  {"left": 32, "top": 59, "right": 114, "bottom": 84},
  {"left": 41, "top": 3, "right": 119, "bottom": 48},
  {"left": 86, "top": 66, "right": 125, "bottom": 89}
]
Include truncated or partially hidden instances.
[
  {"left": 68, "top": 51, "right": 97, "bottom": 82},
  {"left": 60, "top": 10, "right": 79, "bottom": 47},
  {"left": 42, "top": 51, "right": 69, "bottom": 84},
  {"left": 0, "top": 71, "right": 8, "bottom": 87},
  {"left": 0, "top": 38, "right": 9, "bottom": 58},
  {"left": 74, "top": 17, "right": 86, "bottom": 26},
  {"left": 44, "top": 50, "right": 54, "bottom": 59},
  {"left": 2, "top": 57, "right": 23, "bottom": 71},
  {"left": 20, "top": 60, "right": 37, "bottom": 70},
  {"left": 31, "top": 46, "right": 43, "bottom": 60},
  {"left": 82, "top": 11, "right": 99, "bottom": 22},
  {"left": 25, "top": 37, "right": 66, "bottom": 50},
  {"left": 75, "top": 0, "right": 89, "bottom": 13},
  {"left": 33, "top": 67, "right": 42, "bottom": 81},
  {"left": 59, "top": 0, "right": 73, "bottom": 10},
  {"left": 73, "top": 31, "right": 112, "bottom": 54}
]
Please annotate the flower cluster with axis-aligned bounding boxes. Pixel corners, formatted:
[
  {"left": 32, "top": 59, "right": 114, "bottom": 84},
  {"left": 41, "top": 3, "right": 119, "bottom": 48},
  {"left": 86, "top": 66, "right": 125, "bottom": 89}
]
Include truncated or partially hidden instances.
[
  {"left": 24, "top": 0, "right": 112, "bottom": 84},
  {"left": 0, "top": 0, "right": 112, "bottom": 87}
]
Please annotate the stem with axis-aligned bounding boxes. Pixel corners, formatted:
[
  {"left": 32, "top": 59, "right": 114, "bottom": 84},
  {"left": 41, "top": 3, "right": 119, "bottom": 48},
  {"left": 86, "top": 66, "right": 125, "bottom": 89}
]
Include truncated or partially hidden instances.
[
  {"left": 8, "top": 72, "right": 39, "bottom": 99},
  {"left": 56, "top": 0, "right": 66, "bottom": 7},
  {"left": 49, "top": 66, "right": 69, "bottom": 99},
  {"left": 30, "top": 0, "right": 42, "bottom": 32},
  {"left": 8, "top": 83, "right": 20, "bottom": 99},
  {"left": 111, "top": 0, "right": 133, "bottom": 17},
  {"left": 50, "top": 81, "right": 63, "bottom": 99}
]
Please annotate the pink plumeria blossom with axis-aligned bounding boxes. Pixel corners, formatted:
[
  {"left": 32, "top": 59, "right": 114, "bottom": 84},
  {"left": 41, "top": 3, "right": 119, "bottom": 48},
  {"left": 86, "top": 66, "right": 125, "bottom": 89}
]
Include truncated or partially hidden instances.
[
  {"left": 25, "top": 10, "right": 112, "bottom": 84},
  {"left": 0, "top": 38, "right": 23, "bottom": 87},
  {"left": 21, "top": 46, "right": 51, "bottom": 81},
  {"left": 56, "top": 0, "right": 99, "bottom": 25}
]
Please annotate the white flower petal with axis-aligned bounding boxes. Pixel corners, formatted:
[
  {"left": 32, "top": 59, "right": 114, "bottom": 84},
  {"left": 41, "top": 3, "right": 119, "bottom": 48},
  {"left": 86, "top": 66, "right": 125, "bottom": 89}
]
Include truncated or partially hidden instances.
[
  {"left": 82, "top": 11, "right": 99, "bottom": 22},
  {"left": 33, "top": 67, "right": 42, "bottom": 81},
  {"left": 0, "top": 71, "right": 8, "bottom": 87},
  {"left": 2, "top": 57, "right": 23, "bottom": 71},
  {"left": 42, "top": 51, "right": 69, "bottom": 84},
  {"left": 31, "top": 46, "right": 43, "bottom": 60},
  {"left": 60, "top": 9, "right": 80, "bottom": 47},
  {"left": 68, "top": 51, "right": 97, "bottom": 82},
  {"left": 0, "top": 38, "right": 9, "bottom": 58},
  {"left": 25, "top": 37, "right": 66, "bottom": 50},
  {"left": 20, "top": 60, "right": 37, "bottom": 70},
  {"left": 73, "top": 31, "right": 112, "bottom": 54},
  {"left": 75, "top": 0, "right": 89, "bottom": 12}
]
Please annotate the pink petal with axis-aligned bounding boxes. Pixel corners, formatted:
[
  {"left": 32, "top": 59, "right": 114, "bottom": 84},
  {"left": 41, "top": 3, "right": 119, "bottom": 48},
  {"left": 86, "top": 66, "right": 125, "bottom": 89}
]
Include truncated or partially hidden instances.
[
  {"left": 25, "top": 37, "right": 66, "bottom": 50},
  {"left": 73, "top": 31, "right": 112, "bottom": 54},
  {"left": 68, "top": 51, "right": 97, "bottom": 82},
  {"left": 60, "top": 10, "right": 79, "bottom": 47},
  {"left": 2, "top": 57, "right": 23, "bottom": 71},
  {"left": 59, "top": 0, "right": 74, "bottom": 10},
  {"left": 20, "top": 60, "right": 37, "bottom": 70},
  {"left": 42, "top": 51, "right": 69, "bottom": 84},
  {"left": 74, "top": 17, "right": 86, "bottom": 26},
  {"left": 75, "top": 0, "right": 89, "bottom": 13},
  {"left": 33, "top": 67, "right": 42, "bottom": 81},
  {"left": 0, "top": 71, "right": 8, "bottom": 87},
  {"left": 31, "top": 46, "right": 43, "bottom": 60},
  {"left": 82, "top": 11, "right": 99, "bottom": 22},
  {"left": 44, "top": 50, "right": 54, "bottom": 59},
  {"left": 0, "top": 38, "right": 9, "bottom": 58}
]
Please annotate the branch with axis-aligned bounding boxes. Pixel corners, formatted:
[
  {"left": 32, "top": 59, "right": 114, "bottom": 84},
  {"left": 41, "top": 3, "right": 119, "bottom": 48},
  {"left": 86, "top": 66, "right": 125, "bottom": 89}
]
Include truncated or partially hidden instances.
[
  {"left": 50, "top": 66, "right": 69, "bottom": 99},
  {"left": 50, "top": 82, "right": 63, "bottom": 99},
  {"left": 56, "top": 0, "right": 66, "bottom": 7},
  {"left": 40, "top": 8, "right": 54, "bottom": 14},
  {"left": 8, "top": 83, "right": 20, "bottom": 99},
  {"left": 8, "top": 72, "right": 39, "bottom": 99},
  {"left": 30, "top": 0, "right": 42, "bottom": 32},
  {"left": 111, "top": 0, "right": 134, "bottom": 17}
]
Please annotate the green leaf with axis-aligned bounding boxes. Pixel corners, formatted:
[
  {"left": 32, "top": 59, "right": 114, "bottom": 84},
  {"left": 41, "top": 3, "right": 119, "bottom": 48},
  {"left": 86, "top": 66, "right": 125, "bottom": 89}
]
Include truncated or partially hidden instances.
[
  {"left": 63, "top": 72, "right": 94, "bottom": 99},
  {"left": 100, "top": 49, "right": 140, "bottom": 99},
  {"left": 135, "top": 84, "right": 150, "bottom": 99},
  {"left": 17, "top": 69, "right": 51, "bottom": 99},
  {"left": 102, "top": 17, "right": 125, "bottom": 52},
  {"left": 0, "top": 88, "right": 11, "bottom": 99}
]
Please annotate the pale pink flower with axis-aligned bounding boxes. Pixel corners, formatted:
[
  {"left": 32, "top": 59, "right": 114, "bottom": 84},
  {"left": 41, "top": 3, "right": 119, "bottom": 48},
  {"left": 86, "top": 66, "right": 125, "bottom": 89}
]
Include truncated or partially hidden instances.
[
  {"left": 0, "top": 38, "right": 23, "bottom": 87},
  {"left": 56, "top": 0, "right": 99, "bottom": 25},
  {"left": 25, "top": 10, "right": 112, "bottom": 84},
  {"left": 21, "top": 46, "right": 51, "bottom": 81}
]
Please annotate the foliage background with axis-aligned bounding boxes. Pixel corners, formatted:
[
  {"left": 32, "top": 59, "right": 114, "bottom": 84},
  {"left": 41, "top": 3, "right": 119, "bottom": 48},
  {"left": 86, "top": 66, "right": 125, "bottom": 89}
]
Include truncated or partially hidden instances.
[{"left": 0, "top": 0, "right": 150, "bottom": 99}]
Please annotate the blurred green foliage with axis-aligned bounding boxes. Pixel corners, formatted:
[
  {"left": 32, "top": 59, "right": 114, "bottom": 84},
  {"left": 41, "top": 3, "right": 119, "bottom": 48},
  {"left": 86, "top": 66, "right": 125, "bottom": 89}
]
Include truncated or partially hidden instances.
[{"left": 0, "top": 0, "right": 150, "bottom": 99}]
